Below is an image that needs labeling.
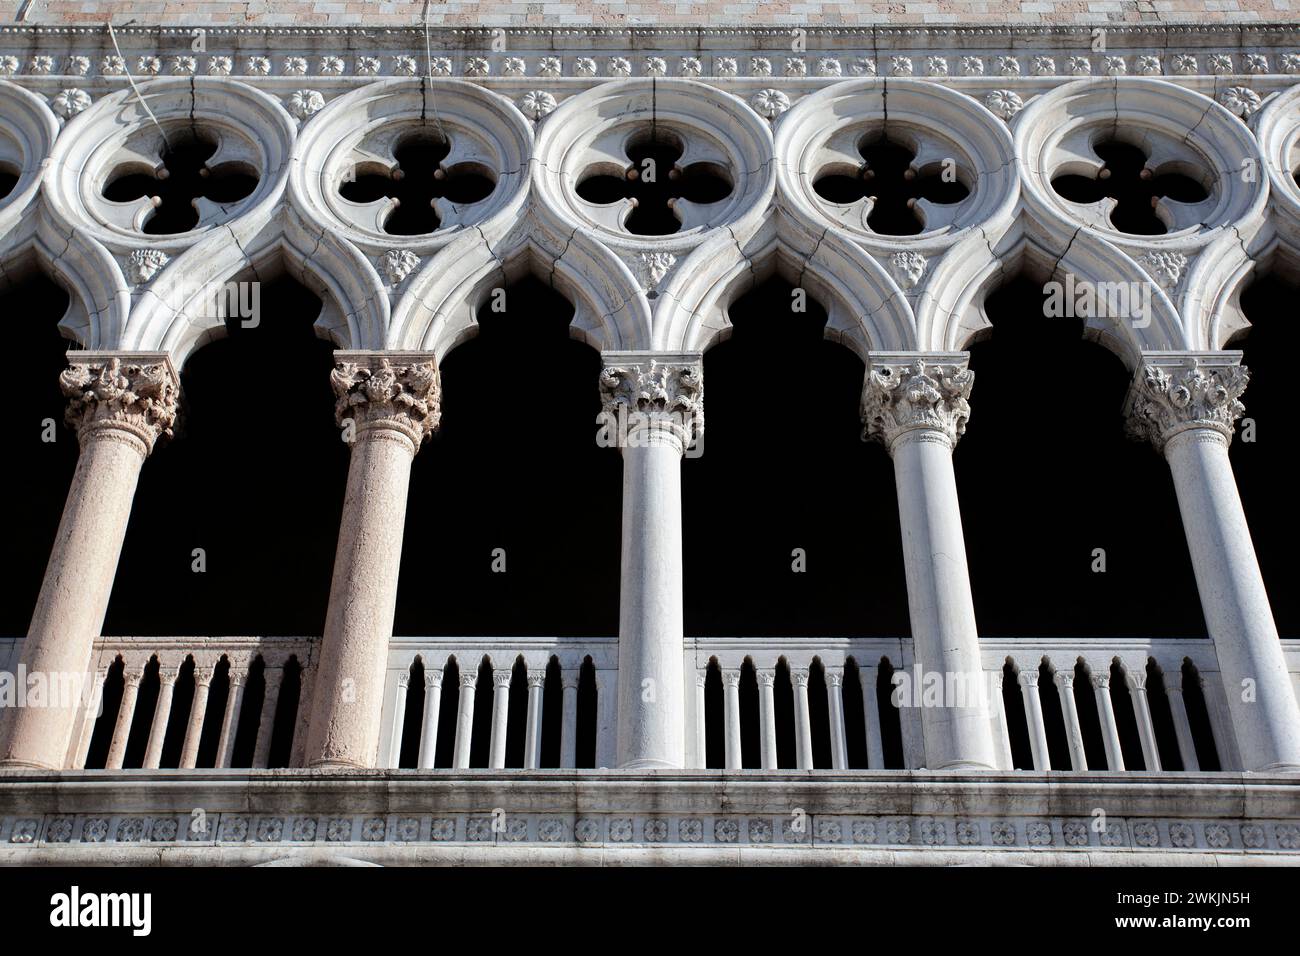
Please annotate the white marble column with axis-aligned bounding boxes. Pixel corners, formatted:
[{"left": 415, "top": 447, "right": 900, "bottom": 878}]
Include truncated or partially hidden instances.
[
  {"left": 1128, "top": 353, "right": 1300, "bottom": 772},
  {"left": 1164, "top": 677, "right": 1201, "bottom": 772},
  {"left": 305, "top": 354, "right": 440, "bottom": 769},
  {"left": 73, "top": 669, "right": 108, "bottom": 770},
  {"left": 418, "top": 669, "right": 443, "bottom": 769},
  {"left": 862, "top": 354, "right": 999, "bottom": 771},
  {"left": 489, "top": 669, "right": 512, "bottom": 769},
  {"left": 600, "top": 356, "right": 703, "bottom": 770},
  {"left": 1092, "top": 671, "right": 1125, "bottom": 771},
  {"left": 142, "top": 665, "right": 179, "bottom": 770},
  {"left": 105, "top": 666, "right": 144, "bottom": 770},
  {"left": 523, "top": 669, "right": 545, "bottom": 770},
  {"left": 694, "top": 671, "right": 708, "bottom": 769},
  {"left": 1126, "top": 669, "right": 1162, "bottom": 771},
  {"left": 723, "top": 669, "right": 742, "bottom": 770},
  {"left": 453, "top": 670, "right": 477, "bottom": 769},
  {"left": 251, "top": 667, "right": 283, "bottom": 769},
  {"left": 215, "top": 665, "right": 246, "bottom": 769},
  {"left": 180, "top": 665, "right": 214, "bottom": 769},
  {"left": 1017, "top": 668, "right": 1050, "bottom": 771},
  {"left": 0, "top": 355, "right": 178, "bottom": 770},
  {"left": 826, "top": 668, "right": 848, "bottom": 770},
  {"left": 860, "top": 665, "right": 885, "bottom": 770},
  {"left": 791, "top": 667, "right": 814, "bottom": 770},
  {"left": 386, "top": 671, "right": 410, "bottom": 768},
  {"left": 560, "top": 671, "right": 579, "bottom": 769},
  {"left": 757, "top": 669, "right": 778, "bottom": 770},
  {"left": 1054, "top": 670, "right": 1088, "bottom": 772}
]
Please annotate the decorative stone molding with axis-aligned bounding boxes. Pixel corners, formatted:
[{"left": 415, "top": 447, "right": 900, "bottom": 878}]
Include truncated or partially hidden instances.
[
  {"left": 888, "top": 251, "right": 927, "bottom": 290},
  {"left": 330, "top": 353, "right": 442, "bottom": 448},
  {"left": 633, "top": 251, "right": 677, "bottom": 291},
  {"left": 1140, "top": 251, "right": 1188, "bottom": 289},
  {"left": 598, "top": 356, "right": 704, "bottom": 449},
  {"left": 49, "top": 87, "right": 90, "bottom": 119},
  {"left": 381, "top": 249, "right": 420, "bottom": 286},
  {"left": 285, "top": 89, "right": 325, "bottom": 120},
  {"left": 518, "top": 89, "right": 557, "bottom": 120},
  {"left": 861, "top": 355, "right": 974, "bottom": 450},
  {"left": 1126, "top": 353, "right": 1249, "bottom": 451},
  {"left": 59, "top": 354, "right": 180, "bottom": 453},
  {"left": 125, "top": 248, "right": 170, "bottom": 284}
]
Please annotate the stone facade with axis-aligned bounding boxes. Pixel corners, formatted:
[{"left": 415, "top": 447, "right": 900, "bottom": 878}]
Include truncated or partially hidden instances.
[{"left": 0, "top": 10, "right": 1299, "bottom": 864}]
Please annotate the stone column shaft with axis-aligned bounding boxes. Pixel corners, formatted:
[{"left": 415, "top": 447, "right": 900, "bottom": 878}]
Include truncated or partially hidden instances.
[
  {"left": 723, "top": 670, "right": 742, "bottom": 770},
  {"left": 1165, "top": 682, "right": 1201, "bottom": 772},
  {"left": 1054, "top": 671, "right": 1088, "bottom": 772},
  {"left": 1093, "top": 673, "right": 1125, "bottom": 771},
  {"left": 305, "top": 355, "right": 440, "bottom": 769},
  {"left": 453, "top": 673, "right": 477, "bottom": 769},
  {"left": 105, "top": 669, "right": 143, "bottom": 770},
  {"left": 252, "top": 669, "right": 284, "bottom": 769},
  {"left": 73, "top": 670, "right": 108, "bottom": 770},
  {"left": 757, "top": 670, "right": 778, "bottom": 770},
  {"left": 142, "top": 667, "right": 179, "bottom": 770},
  {"left": 861, "top": 666, "right": 885, "bottom": 769},
  {"left": 1018, "top": 670, "right": 1051, "bottom": 771},
  {"left": 418, "top": 670, "right": 443, "bottom": 769},
  {"left": 792, "top": 668, "right": 814, "bottom": 770},
  {"left": 694, "top": 673, "right": 708, "bottom": 769},
  {"left": 1128, "top": 678, "right": 1161, "bottom": 771},
  {"left": 215, "top": 669, "right": 246, "bottom": 769},
  {"left": 1129, "top": 354, "right": 1300, "bottom": 772},
  {"left": 602, "top": 357, "right": 702, "bottom": 770},
  {"left": 826, "top": 670, "right": 848, "bottom": 770},
  {"left": 560, "top": 673, "right": 579, "bottom": 769},
  {"left": 523, "top": 670, "right": 544, "bottom": 770},
  {"left": 0, "top": 355, "right": 178, "bottom": 770},
  {"left": 180, "top": 667, "right": 214, "bottom": 769},
  {"left": 387, "top": 672, "right": 410, "bottom": 768},
  {"left": 862, "top": 354, "right": 998, "bottom": 771},
  {"left": 489, "top": 670, "right": 512, "bottom": 769}
]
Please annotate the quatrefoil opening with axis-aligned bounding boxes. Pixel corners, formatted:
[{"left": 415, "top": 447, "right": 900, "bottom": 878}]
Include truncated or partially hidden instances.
[
  {"left": 1049, "top": 139, "right": 1210, "bottom": 236},
  {"left": 101, "top": 129, "right": 258, "bottom": 235},
  {"left": 811, "top": 133, "right": 971, "bottom": 236},
  {"left": 574, "top": 129, "right": 733, "bottom": 236},
  {"left": 337, "top": 131, "right": 496, "bottom": 236}
]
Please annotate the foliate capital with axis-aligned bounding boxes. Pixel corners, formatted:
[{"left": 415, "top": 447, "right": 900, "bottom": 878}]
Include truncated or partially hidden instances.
[
  {"left": 60, "top": 353, "right": 179, "bottom": 454},
  {"left": 1126, "top": 353, "right": 1248, "bottom": 452},
  {"left": 598, "top": 353, "right": 703, "bottom": 453},
  {"left": 331, "top": 351, "right": 441, "bottom": 449},
  {"left": 861, "top": 353, "right": 973, "bottom": 451}
]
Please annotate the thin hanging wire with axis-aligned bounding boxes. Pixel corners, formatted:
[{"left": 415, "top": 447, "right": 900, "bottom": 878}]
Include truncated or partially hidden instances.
[{"left": 106, "top": 21, "right": 172, "bottom": 151}]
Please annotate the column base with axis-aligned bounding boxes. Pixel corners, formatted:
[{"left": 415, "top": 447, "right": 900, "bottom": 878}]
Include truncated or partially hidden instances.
[
  {"left": 929, "top": 759, "right": 999, "bottom": 772},
  {"left": 0, "top": 758, "right": 63, "bottom": 772},
  {"left": 618, "top": 758, "right": 682, "bottom": 771}
]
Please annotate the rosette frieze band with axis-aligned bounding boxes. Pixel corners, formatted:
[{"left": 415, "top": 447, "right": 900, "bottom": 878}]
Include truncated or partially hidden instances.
[
  {"left": 861, "top": 353, "right": 973, "bottom": 452},
  {"left": 60, "top": 354, "right": 180, "bottom": 455},
  {"left": 598, "top": 355, "right": 704, "bottom": 454},
  {"left": 330, "top": 352, "right": 441, "bottom": 449},
  {"left": 1126, "top": 353, "right": 1250, "bottom": 452}
]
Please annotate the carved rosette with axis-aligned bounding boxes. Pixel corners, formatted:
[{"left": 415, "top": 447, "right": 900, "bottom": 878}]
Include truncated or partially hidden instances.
[
  {"left": 598, "top": 361, "right": 704, "bottom": 451},
  {"left": 1127, "top": 357, "right": 1249, "bottom": 451},
  {"left": 330, "top": 357, "right": 441, "bottom": 448},
  {"left": 59, "top": 357, "right": 180, "bottom": 453},
  {"left": 861, "top": 359, "right": 973, "bottom": 450}
]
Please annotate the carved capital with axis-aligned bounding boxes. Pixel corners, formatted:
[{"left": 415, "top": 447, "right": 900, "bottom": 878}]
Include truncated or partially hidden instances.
[
  {"left": 331, "top": 352, "right": 441, "bottom": 450},
  {"left": 1053, "top": 671, "right": 1075, "bottom": 690},
  {"left": 526, "top": 670, "right": 546, "bottom": 689},
  {"left": 193, "top": 666, "right": 216, "bottom": 688},
  {"left": 598, "top": 354, "right": 703, "bottom": 453},
  {"left": 459, "top": 672, "right": 478, "bottom": 689},
  {"left": 1017, "top": 669, "right": 1040, "bottom": 689},
  {"left": 757, "top": 669, "right": 776, "bottom": 689},
  {"left": 722, "top": 669, "right": 741, "bottom": 688},
  {"left": 1126, "top": 353, "right": 1248, "bottom": 452},
  {"left": 861, "top": 353, "right": 973, "bottom": 451},
  {"left": 790, "top": 668, "right": 810, "bottom": 689},
  {"left": 493, "top": 670, "right": 513, "bottom": 690},
  {"left": 396, "top": 672, "right": 411, "bottom": 690},
  {"left": 60, "top": 354, "right": 179, "bottom": 454},
  {"left": 425, "top": 670, "right": 443, "bottom": 690}
]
